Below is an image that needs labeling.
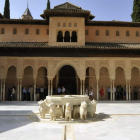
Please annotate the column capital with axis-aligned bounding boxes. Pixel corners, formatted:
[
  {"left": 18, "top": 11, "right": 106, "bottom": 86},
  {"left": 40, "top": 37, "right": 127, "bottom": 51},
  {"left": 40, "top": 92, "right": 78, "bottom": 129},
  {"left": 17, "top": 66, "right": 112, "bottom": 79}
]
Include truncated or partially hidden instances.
[
  {"left": 110, "top": 77, "right": 115, "bottom": 81},
  {"left": 79, "top": 77, "right": 85, "bottom": 81},
  {"left": 48, "top": 77, "right": 53, "bottom": 81},
  {"left": 126, "top": 77, "right": 131, "bottom": 81}
]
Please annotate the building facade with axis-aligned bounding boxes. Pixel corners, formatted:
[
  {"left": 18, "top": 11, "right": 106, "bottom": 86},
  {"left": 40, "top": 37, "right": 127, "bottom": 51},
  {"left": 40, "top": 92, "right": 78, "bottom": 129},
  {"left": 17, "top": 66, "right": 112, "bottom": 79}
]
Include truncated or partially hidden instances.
[{"left": 1, "top": 2, "right": 140, "bottom": 101}]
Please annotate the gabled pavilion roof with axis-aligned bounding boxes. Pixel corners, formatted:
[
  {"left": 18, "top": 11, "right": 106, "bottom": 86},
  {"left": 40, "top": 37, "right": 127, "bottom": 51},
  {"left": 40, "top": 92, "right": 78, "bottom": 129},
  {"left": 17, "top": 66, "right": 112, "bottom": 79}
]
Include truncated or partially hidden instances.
[
  {"left": 40, "top": 2, "right": 95, "bottom": 21},
  {"left": 22, "top": 8, "right": 32, "bottom": 17}
]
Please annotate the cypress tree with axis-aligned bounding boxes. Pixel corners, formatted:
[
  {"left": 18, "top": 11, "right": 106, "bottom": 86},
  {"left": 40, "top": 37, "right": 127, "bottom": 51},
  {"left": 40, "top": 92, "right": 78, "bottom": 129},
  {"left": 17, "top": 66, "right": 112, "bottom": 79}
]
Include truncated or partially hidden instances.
[
  {"left": 131, "top": 0, "right": 140, "bottom": 22},
  {"left": 47, "top": 0, "right": 50, "bottom": 10},
  {"left": 4, "top": 0, "right": 10, "bottom": 19}
]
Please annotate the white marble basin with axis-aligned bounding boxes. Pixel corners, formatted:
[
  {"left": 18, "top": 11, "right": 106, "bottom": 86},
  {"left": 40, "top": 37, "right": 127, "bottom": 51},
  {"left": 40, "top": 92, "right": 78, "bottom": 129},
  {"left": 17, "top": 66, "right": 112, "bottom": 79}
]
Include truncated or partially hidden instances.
[{"left": 46, "top": 95, "right": 89, "bottom": 105}]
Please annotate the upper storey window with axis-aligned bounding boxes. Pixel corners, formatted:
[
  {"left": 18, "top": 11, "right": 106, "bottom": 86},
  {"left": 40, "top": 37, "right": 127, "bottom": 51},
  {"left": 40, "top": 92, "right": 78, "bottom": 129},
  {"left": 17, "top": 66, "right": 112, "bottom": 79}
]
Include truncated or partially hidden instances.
[
  {"left": 25, "top": 28, "right": 29, "bottom": 34},
  {"left": 136, "top": 31, "right": 139, "bottom": 37},
  {"left": 57, "top": 22, "right": 60, "bottom": 27},
  {"left": 74, "top": 23, "right": 77, "bottom": 27},
  {"left": 106, "top": 30, "right": 109, "bottom": 36},
  {"left": 63, "top": 23, "right": 66, "bottom": 27},
  {"left": 13, "top": 28, "right": 17, "bottom": 34},
  {"left": 85, "top": 30, "right": 88, "bottom": 35},
  {"left": 96, "top": 30, "right": 99, "bottom": 36},
  {"left": 116, "top": 30, "right": 119, "bottom": 36},
  {"left": 126, "top": 31, "right": 129, "bottom": 36},
  {"left": 1, "top": 28, "right": 5, "bottom": 34},
  {"left": 36, "top": 29, "right": 40, "bottom": 35},
  {"left": 69, "top": 23, "right": 71, "bottom": 27}
]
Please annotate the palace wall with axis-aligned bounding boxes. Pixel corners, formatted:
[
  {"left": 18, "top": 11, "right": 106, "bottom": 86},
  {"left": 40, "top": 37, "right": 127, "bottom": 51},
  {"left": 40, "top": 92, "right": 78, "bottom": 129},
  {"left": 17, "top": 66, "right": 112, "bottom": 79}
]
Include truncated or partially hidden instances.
[
  {"left": 0, "top": 24, "right": 49, "bottom": 42},
  {"left": 85, "top": 26, "right": 140, "bottom": 43}
]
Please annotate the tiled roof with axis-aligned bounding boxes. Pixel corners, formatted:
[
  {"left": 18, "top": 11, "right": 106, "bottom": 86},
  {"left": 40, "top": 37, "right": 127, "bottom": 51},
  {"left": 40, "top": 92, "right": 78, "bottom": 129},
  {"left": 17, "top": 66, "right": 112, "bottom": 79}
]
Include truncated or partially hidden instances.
[{"left": 0, "top": 42, "right": 140, "bottom": 49}]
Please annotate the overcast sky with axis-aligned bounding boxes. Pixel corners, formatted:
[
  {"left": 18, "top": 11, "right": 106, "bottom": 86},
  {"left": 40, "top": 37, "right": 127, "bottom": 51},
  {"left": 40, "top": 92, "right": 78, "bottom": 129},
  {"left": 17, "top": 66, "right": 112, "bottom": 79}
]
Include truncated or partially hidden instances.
[{"left": 0, "top": 0, "right": 134, "bottom": 21}]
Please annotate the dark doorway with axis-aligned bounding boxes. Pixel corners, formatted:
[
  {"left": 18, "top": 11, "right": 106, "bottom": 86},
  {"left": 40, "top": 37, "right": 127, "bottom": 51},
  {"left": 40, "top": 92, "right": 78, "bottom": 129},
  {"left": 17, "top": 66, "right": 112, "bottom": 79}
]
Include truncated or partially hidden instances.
[
  {"left": 58, "top": 65, "right": 77, "bottom": 94},
  {"left": 71, "top": 31, "right": 77, "bottom": 42},
  {"left": 64, "top": 31, "right": 70, "bottom": 42},
  {"left": 57, "top": 31, "right": 63, "bottom": 42}
]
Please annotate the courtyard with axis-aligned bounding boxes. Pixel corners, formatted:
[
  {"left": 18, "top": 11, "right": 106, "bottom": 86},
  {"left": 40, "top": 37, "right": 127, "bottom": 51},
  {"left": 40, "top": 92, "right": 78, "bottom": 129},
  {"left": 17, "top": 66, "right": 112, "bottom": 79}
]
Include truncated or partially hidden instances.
[{"left": 0, "top": 101, "right": 140, "bottom": 140}]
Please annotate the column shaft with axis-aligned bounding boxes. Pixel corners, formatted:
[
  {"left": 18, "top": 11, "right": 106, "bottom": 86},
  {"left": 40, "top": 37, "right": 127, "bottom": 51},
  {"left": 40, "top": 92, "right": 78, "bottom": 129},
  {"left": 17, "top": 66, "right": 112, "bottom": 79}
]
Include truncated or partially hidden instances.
[
  {"left": 113, "top": 80, "right": 115, "bottom": 101},
  {"left": 48, "top": 80, "right": 50, "bottom": 96},
  {"left": 80, "top": 80, "right": 83, "bottom": 95},
  {"left": 17, "top": 79, "right": 20, "bottom": 101},
  {"left": 128, "top": 80, "right": 131, "bottom": 101},
  {"left": 126, "top": 80, "right": 128, "bottom": 101},
  {"left": 110, "top": 80, "right": 112, "bottom": 101},
  {"left": 34, "top": 79, "right": 36, "bottom": 101},
  {"left": 3, "top": 79, "right": 5, "bottom": 101},
  {"left": 83, "top": 80, "right": 85, "bottom": 95},
  {"left": 51, "top": 80, "right": 53, "bottom": 96},
  {"left": 19, "top": 79, "right": 22, "bottom": 101},
  {"left": 97, "top": 79, "right": 99, "bottom": 101}
]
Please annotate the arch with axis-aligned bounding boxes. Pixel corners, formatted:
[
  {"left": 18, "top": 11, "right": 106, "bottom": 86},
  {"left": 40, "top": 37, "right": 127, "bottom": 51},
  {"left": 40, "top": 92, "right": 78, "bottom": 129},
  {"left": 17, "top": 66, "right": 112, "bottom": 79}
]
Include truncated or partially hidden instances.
[
  {"left": 1, "top": 28, "right": 4, "bottom": 34},
  {"left": 71, "top": 31, "right": 77, "bottom": 42},
  {"left": 64, "top": 31, "right": 70, "bottom": 42},
  {"left": 57, "top": 31, "right": 63, "bottom": 42},
  {"left": 6, "top": 66, "right": 17, "bottom": 101},
  {"left": 53, "top": 60, "right": 79, "bottom": 78},
  {"left": 74, "top": 23, "right": 77, "bottom": 27},
  {"left": 13, "top": 28, "right": 17, "bottom": 34},
  {"left": 25, "top": 28, "right": 29, "bottom": 34},
  {"left": 99, "top": 67, "right": 110, "bottom": 100},
  {"left": 116, "top": 30, "right": 119, "bottom": 36},
  {"left": 106, "top": 30, "right": 109, "bottom": 36}
]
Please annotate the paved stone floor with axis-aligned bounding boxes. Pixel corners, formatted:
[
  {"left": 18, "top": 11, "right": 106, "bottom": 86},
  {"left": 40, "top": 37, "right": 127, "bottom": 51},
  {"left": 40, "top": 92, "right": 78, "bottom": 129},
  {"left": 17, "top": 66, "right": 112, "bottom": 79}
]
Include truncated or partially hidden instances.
[{"left": 0, "top": 101, "right": 140, "bottom": 140}]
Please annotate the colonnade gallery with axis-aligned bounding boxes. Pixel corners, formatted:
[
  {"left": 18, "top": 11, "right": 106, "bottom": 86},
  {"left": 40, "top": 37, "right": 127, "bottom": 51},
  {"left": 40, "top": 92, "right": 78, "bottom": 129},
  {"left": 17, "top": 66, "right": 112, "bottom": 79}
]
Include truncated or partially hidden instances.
[{"left": 1, "top": 1, "right": 140, "bottom": 101}]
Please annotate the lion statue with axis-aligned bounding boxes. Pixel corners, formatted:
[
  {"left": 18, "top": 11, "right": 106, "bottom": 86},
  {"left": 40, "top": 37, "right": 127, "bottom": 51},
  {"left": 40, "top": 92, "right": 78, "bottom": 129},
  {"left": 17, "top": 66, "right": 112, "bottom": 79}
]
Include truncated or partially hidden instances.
[
  {"left": 65, "top": 102, "right": 72, "bottom": 121},
  {"left": 87, "top": 100, "right": 97, "bottom": 118}
]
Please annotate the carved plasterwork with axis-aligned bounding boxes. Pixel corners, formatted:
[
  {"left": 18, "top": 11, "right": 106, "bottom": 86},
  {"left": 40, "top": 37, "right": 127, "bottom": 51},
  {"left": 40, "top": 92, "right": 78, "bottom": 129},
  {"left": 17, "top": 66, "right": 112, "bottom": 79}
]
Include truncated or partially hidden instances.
[
  {"left": 23, "top": 59, "right": 34, "bottom": 69},
  {"left": 37, "top": 59, "right": 48, "bottom": 70},
  {"left": 85, "top": 60, "right": 95, "bottom": 69},
  {"left": 115, "top": 60, "right": 125, "bottom": 69},
  {"left": 131, "top": 60, "right": 140, "bottom": 69},
  {"left": 7, "top": 59, "right": 17, "bottom": 69},
  {"left": 99, "top": 60, "right": 109, "bottom": 69}
]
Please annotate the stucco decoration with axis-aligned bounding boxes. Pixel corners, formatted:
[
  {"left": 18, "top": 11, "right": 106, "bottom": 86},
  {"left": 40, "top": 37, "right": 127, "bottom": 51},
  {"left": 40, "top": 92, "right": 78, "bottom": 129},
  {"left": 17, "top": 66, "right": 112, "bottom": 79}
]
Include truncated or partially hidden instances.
[
  {"left": 65, "top": 102, "right": 72, "bottom": 121},
  {"left": 131, "top": 60, "right": 140, "bottom": 70},
  {"left": 23, "top": 59, "right": 34, "bottom": 69},
  {"left": 85, "top": 60, "right": 96, "bottom": 69},
  {"left": 87, "top": 99, "right": 97, "bottom": 118},
  {"left": 7, "top": 59, "right": 17, "bottom": 69},
  {"left": 115, "top": 60, "right": 125, "bottom": 69},
  {"left": 99, "top": 60, "right": 109, "bottom": 69},
  {"left": 37, "top": 59, "right": 48, "bottom": 70}
]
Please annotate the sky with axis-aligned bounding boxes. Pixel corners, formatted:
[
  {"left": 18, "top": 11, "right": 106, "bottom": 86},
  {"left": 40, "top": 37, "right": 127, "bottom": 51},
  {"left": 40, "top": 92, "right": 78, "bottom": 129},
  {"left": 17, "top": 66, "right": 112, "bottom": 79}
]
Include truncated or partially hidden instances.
[{"left": 0, "top": 0, "right": 134, "bottom": 21}]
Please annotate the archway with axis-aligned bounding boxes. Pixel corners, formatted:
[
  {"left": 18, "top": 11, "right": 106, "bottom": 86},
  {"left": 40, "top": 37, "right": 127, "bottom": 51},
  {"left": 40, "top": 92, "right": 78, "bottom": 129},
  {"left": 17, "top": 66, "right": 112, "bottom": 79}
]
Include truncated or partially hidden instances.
[
  {"left": 115, "top": 67, "right": 126, "bottom": 100},
  {"left": 57, "top": 65, "right": 77, "bottom": 95},
  {"left": 37, "top": 67, "right": 48, "bottom": 99},
  {"left": 99, "top": 67, "right": 110, "bottom": 100},
  {"left": 131, "top": 67, "right": 140, "bottom": 100},
  {"left": 57, "top": 31, "right": 63, "bottom": 42},
  {"left": 22, "top": 66, "right": 34, "bottom": 101},
  {"left": 85, "top": 67, "right": 97, "bottom": 99},
  {"left": 64, "top": 31, "right": 70, "bottom": 42},
  {"left": 5, "top": 66, "right": 17, "bottom": 101},
  {"left": 71, "top": 31, "right": 77, "bottom": 42}
]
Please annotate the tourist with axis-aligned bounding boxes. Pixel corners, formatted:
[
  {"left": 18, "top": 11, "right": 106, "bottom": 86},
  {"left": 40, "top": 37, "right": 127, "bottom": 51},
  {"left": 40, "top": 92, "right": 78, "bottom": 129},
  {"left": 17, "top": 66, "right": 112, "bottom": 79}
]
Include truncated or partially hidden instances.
[
  {"left": 40, "top": 86, "right": 44, "bottom": 100},
  {"left": 62, "top": 86, "right": 66, "bottom": 95},
  {"left": 57, "top": 87, "right": 62, "bottom": 94},
  {"left": 36, "top": 85, "right": 40, "bottom": 101},
  {"left": 85, "top": 87, "right": 88, "bottom": 96},
  {"left": 11, "top": 86, "right": 16, "bottom": 101},
  {"left": 23, "top": 87, "right": 27, "bottom": 101},
  {"left": 30, "top": 86, "right": 33, "bottom": 101},
  {"left": 123, "top": 86, "right": 126, "bottom": 100},
  {"left": 89, "top": 88, "right": 93, "bottom": 100},
  {"left": 108, "top": 86, "right": 110, "bottom": 100},
  {"left": 8, "top": 87, "right": 12, "bottom": 101},
  {"left": 27, "top": 86, "right": 31, "bottom": 101},
  {"left": 99, "top": 86, "right": 104, "bottom": 100}
]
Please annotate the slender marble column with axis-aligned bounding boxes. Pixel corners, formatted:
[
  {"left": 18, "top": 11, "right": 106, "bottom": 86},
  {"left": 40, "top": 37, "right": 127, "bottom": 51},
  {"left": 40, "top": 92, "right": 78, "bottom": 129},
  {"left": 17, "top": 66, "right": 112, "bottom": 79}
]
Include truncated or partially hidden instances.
[
  {"left": 126, "top": 80, "right": 128, "bottom": 101},
  {"left": 34, "top": 78, "right": 36, "bottom": 101},
  {"left": 97, "top": 79, "right": 99, "bottom": 101},
  {"left": 48, "top": 80, "right": 50, "bottom": 96},
  {"left": 83, "top": 80, "right": 85, "bottom": 95},
  {"left": 0, "top": 79, "right": 2, "bottom": 102},
  {"left": 128, "top": 80, "right": 131, "bottom": 101},
  {"left": 113, "top": 80, "right": 115, "bottom": 101},
  {"left": 17, "top": 79, "right": 20, "bottom": 101},
  {"left": 3, "top": 79, "right": 5, "bottom": 101},
  {"left": 80, "top": 80, "right": 83, "bottom": 95},
  {"left": 110, "top": 79, "right": 112, "bottom": 101},
  {"left": 51, "top": 80, "right": 53, "bottom": 96},
  {"left": 19, "top": 79, "right": 22, "bottom": 101}
]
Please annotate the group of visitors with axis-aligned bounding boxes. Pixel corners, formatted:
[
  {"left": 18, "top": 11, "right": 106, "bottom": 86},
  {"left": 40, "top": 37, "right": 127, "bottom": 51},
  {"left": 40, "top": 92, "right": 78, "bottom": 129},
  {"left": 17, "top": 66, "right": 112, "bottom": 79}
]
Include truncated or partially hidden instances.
[
  {"left": 57, "top": 86, "right": 66, "bottom": 95},
  {"left": 35, "top": 85, "right": 48, "bottom": 101},
  {"left": 22, "top": 86, "right": 33, "bottom": 101},
  {"left": 7, "top": 86, "right": 16, "bottom": 101}
]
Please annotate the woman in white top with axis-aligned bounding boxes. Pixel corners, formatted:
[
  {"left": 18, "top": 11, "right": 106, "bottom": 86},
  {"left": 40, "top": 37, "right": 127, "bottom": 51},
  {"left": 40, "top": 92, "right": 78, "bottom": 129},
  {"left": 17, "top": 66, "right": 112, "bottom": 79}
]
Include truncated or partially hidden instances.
[
  {"left": 11, "top": 86, "right": 16, "bottom": 101},
  {"left": 62, "top": 86, "right": 66, "bottom": 95},
  {"left": 89, "top": 88, "right": 93, "bottom": 100}
]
